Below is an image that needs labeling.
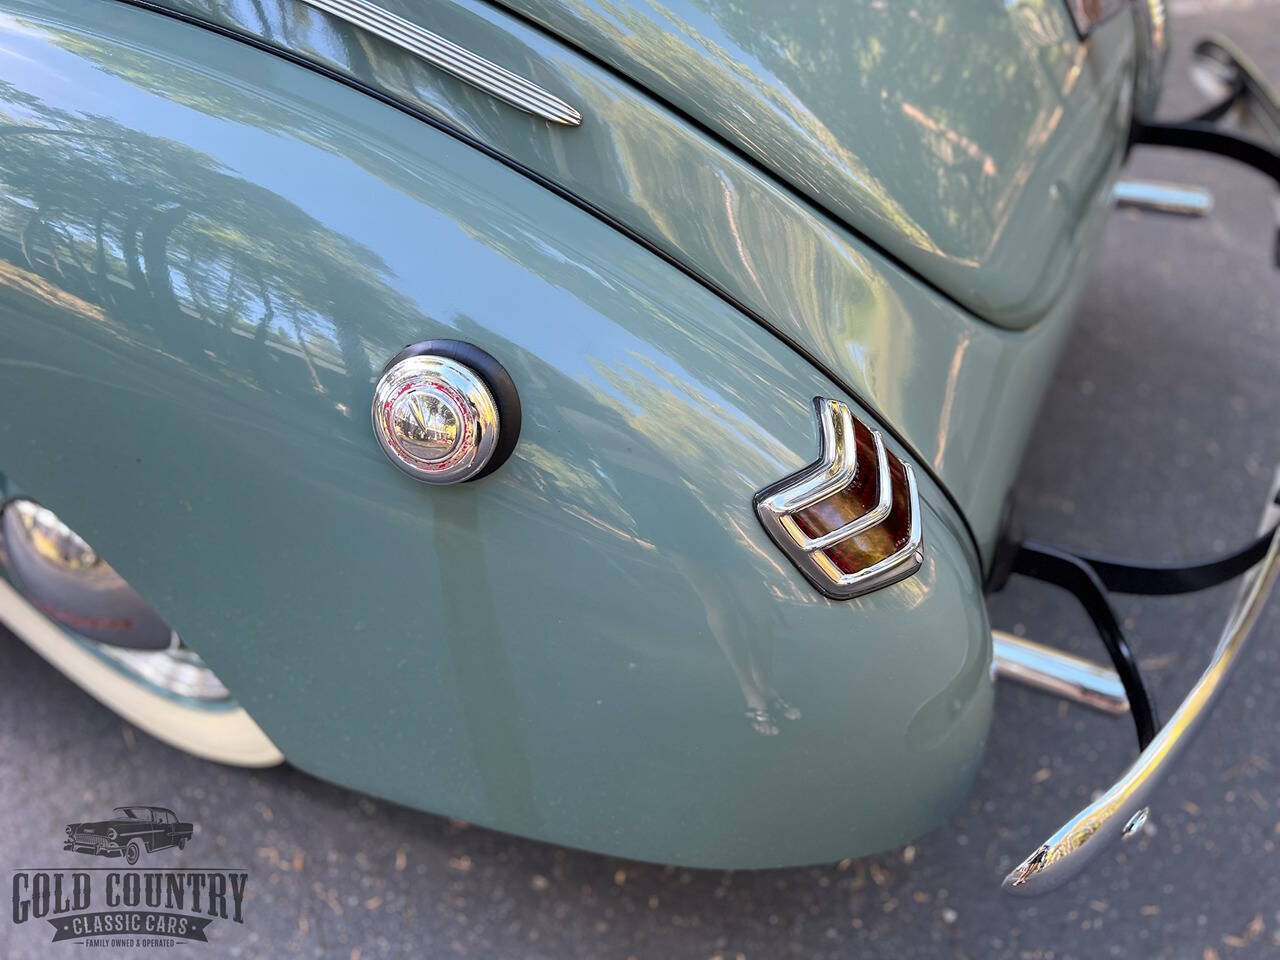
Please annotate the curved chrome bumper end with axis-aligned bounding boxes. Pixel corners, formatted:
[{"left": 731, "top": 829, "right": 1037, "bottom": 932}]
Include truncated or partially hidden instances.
[{"left": 1001, "top": 482, "right": 1280, "bottom": 896}]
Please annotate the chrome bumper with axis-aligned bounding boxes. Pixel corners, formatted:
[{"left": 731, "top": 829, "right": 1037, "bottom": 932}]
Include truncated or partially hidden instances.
[
  {"left": 64, "top": 839, "right": 121, "bottom": 855},
  {"left": 1000, "top": 488, "right": 1280, "bottom": 895},
  {"left": 991, "top": 34, "right": 1280, "bottom": 894}
]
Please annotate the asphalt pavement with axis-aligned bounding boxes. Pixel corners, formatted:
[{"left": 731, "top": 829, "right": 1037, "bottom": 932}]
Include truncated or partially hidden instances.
[{"left": 3, "top": 2, "right": 1280, "bottom": 957}]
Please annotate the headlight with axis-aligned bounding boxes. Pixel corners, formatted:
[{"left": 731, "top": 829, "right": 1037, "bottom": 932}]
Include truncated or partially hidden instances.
[
  {"left": 65, "top": 826, "right": 73, "bottom": 836},
  {"left": 107, "top": 828, "right": 117, "bottom": 840}
]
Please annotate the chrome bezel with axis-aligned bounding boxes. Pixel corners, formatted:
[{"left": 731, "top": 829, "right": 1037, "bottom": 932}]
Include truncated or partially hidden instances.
[
  {"left": 371, "top": 354, "right": 501, "bottom": 485},
  {"left": 755, "top": 398, "right": 924, "bottom": 600}
]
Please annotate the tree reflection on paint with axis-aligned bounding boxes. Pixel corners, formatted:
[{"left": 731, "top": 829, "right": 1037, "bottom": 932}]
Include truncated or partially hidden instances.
[{"left": 0, "top": 74, "right": 419, "bottom": 429}]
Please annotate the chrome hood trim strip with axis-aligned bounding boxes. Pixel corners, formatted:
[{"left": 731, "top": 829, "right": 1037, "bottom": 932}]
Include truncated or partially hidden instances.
[{"left": 298, "top": 0, "right": 582, "bottom": 125}]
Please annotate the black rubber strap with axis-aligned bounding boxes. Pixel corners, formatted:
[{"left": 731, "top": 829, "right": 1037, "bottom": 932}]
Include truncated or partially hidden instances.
[
  {"left": 1134, "top": 122, "right": 1280, "bottom": 184},
  {"left": 1182, "top": 88, "right": 1244, "bottom": 126},
  {"left": 1072, "top": 526, "right": 1277, "bottom": 596},
  {"left": 1184, "top": 36, "right": 1280, "bottom": 138},
  {"left": 1000, "top": 45, "right": 1280, "bottom": 749},
  {"left": 1178, "top": 39, "right": 1248, "bottom": 124},
  {"left": 1133, "top": 119, "right": 1280, "bottom": 266},
  {"left": 1012, "top": 542, "right": 1159, "bottom": 749}
]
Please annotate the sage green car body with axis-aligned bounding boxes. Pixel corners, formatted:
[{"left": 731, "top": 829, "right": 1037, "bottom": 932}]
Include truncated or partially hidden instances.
[
  {"left": 491, "top": 0, "right": 1135, "bottom": 328},
  {"left": 0, "top": 0, "right": 1134, "bottom": 865}
]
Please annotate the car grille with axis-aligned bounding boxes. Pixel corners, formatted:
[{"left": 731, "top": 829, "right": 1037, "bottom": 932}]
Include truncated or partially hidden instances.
[{"left": 74, "top": 832, "right": 111, "bottom": 847}]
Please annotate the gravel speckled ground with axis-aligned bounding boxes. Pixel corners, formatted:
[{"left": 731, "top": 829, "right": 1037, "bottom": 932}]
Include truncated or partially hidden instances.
[{"left": 3, "top": 3, "right": 1280, "bottom": 957}]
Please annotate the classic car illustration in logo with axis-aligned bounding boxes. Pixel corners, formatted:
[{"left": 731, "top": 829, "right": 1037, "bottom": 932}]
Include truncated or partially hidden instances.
[
  {"left": 64, "top": 806, "right": 194, "bottom": 866},
  {"left": 11, "top": 806, "right": 244, "bottom": 945}
]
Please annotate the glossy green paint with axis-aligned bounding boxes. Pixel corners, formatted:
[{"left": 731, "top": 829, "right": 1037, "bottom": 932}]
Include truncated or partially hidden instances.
[
  {"left": 0, "top": 0, "right": 991, "bottom": 867},
  {"left": 490, "top": 0, "right": 1137, "bottom": 327},
  {"left": 134, "top": 0, "right": 1132, "bottom": 562}
]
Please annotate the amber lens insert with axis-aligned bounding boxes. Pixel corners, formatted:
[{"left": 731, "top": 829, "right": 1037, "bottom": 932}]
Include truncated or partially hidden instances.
[
  {"left": 753, "top": 397, "right": 923, "bottom": 600},
  {"left": 822, "top": 451, "right": 913, "bottom": 575},
  {"left": 789, "top": 420, "right": 879, "bottom": 540}
]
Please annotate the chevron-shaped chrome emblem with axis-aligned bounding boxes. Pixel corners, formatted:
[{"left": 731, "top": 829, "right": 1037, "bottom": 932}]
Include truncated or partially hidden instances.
[{"left": 755, "top": 399, "right": 924, "bottom": 599}]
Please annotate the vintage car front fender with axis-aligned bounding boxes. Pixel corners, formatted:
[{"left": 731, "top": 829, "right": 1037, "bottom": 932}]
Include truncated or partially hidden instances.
[
  {"left": 0, "top": 0, "right": 991, "bottom": 867},
  {"left": 125, "top": 0, "right": 1137, "bottom": 561}
]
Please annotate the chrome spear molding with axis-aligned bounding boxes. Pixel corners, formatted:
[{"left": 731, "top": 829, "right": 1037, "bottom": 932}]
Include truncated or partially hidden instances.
[
  {"left": 755, "top": 399, "right": 923, "bottom": 600},
  {"left": 297, "top": 0, "right": 583, "bottom": 126}
]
